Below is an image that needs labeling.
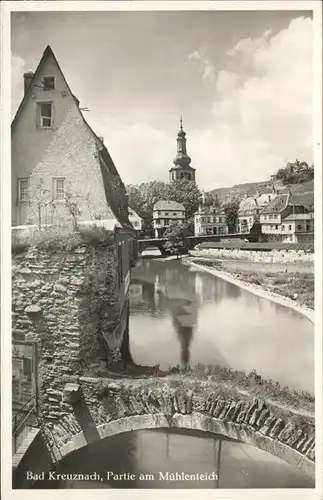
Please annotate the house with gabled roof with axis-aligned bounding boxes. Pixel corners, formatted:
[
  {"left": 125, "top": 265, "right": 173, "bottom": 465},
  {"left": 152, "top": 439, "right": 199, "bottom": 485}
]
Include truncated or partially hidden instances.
[
  {"left": 12, "top": 45, "right": 131, "bottom": 233},
  {"left": 236, "top": 195, "right": 259, "bottom": 233},
  {"left": 152, "top": 200, "right": 185, "bottom": 238},
  {"left": 11, "top": 46, "right": 137, "bottom": 361},
  {"left": 194, "top": 194, "right": 227, "bottom": 236},
  {"left": 259, "top": 193, "right": 312, "bottom": 242}
]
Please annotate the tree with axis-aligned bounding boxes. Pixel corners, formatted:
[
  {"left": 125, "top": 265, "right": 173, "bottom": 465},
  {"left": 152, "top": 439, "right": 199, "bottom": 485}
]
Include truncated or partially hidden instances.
[
  {"left": 126, "top": 179, "right": 201, "bottom": 232},
  {"left": 126, "top": 184, "right": 146, "bottom": 215},
  {"left": 168, "top": 179, "right": 202, "bottom": 219},
  {"left": 163, "top": 220, "right": 191, "bottom": 257},
  {"left": 223, "top": 200, "right": 239, "bottom": 233},
  {"left": 275, "top": 160, "right": 314, "bottom": 185}
]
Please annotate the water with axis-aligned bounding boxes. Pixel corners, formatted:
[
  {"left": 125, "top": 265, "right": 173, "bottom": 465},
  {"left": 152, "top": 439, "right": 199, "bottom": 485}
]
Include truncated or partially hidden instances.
[
  {"left": 32, "top": 258, "right": 314, "bottom": 490},
  {"left": 130, "top": 259, "right": 314, "bottom": 394},
  {"left": 35, "top": 429, "right": 314, "bottom": 489}
]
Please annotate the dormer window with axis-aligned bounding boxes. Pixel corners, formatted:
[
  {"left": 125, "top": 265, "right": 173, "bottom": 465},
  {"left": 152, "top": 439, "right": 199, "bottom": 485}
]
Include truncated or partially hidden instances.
[
  {"left": 37, "top": 102, "right": 53, "bottom": 128},
  {"left": 43, "top": 76, "right": 55, "bottom": 90}
]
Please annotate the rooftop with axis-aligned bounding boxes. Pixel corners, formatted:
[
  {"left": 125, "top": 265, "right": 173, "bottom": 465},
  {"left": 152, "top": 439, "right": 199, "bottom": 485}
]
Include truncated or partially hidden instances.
[
  {"left": 238, "top": 197, "right": 258, "bottom": 213},
  {"left": 153, "top": 200, "right": 185, "bottom": 211},
  {"left": 260, "top": 194, "right": 290, "bottom": 214},
  {"left": 284, "top": 213, "right": 314, "bottom": 221}
]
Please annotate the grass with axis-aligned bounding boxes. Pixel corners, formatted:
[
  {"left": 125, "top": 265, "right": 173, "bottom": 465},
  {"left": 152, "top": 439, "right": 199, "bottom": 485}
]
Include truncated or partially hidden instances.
[
  {"left": 191, "top": 259, "right": 314, "bottom": 310},
  {"left": 12, "top": 225, "right": 115, "bottom": 254}
]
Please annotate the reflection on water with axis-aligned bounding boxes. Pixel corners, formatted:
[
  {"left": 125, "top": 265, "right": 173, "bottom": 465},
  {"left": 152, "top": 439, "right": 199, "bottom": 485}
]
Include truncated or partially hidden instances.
[
  {"left": 35, "top": 429, "right": 314, "bottom": 489},
  {"left": 130, "top": 259, "right": 314, "bottom": 394}
]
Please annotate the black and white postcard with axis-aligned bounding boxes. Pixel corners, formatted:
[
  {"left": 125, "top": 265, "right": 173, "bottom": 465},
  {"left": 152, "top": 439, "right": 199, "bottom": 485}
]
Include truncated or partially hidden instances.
[{"left": 1, "top": 1, "right": 322, "bottom": 499}]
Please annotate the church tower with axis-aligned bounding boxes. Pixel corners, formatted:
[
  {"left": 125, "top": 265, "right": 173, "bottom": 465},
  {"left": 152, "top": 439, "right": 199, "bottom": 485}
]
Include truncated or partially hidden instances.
[{"left": 169, "top": 117, "right": 196, "bottom": 183}]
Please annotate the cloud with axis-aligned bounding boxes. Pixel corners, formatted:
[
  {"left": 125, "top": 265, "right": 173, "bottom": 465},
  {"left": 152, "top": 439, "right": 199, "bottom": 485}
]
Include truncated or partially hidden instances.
[
  {"left": 190, "top": 16, "right": 313, "bottom": 190},
  {"left": 87, "top": 116, "right": 174, "bottom": 185},
  {"left": 105, "top": 16, "right": 313, "bottom": 191},
  {"left": 11, "top": 17, "right": 313, "bottom": 192},
  {"left": 188, "top": 49, "right": 216, "bottom": 83}
]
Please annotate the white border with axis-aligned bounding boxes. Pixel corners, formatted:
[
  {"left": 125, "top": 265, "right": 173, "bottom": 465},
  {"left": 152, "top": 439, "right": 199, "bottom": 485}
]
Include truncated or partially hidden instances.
[{"left": 1, "top": 2, "right": 322, "bottom": 500}]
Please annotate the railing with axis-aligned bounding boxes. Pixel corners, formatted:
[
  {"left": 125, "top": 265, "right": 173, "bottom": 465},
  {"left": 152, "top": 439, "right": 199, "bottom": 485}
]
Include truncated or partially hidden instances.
[
  {"left": 12, "top": 397, "right": 62, "bottom": 463},
  {"left": 12, "top": 395, "right": 37, "bottom": 453}
]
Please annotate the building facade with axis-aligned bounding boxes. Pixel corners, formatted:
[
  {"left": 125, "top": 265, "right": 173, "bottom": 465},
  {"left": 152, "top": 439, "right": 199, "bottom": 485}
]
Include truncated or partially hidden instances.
[
  {"left": 11, "top": 46, "right": 137, "bottom": 367},
  {"left": 194, "top": 195, "right": 228, "bottom": 236},
  {"left": 152, "top": 200, "right": 186, "bottom": 238},
  {"left": 237, "top": 189, "right": 277, "bottom": 233},
  {"left": 169, "top": 118, "right": 196, "bottom": 183},
  {"left": 11, "top": 45, "right": 130, "bottom": 231},
  {"left": 128, "top": 207, "right": 143, "bottom": 233},
  {"left": 259, "top": 193, "right": 311, "bottom": 242},
  {"left": 236, "top": 195, "right": 259, "bottom": 233}
]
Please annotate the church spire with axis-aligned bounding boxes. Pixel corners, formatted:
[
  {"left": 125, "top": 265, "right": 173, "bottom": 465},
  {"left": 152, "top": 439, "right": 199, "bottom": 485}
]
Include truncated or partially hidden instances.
[
  {"left": 173, "top": 116, "right": 191, "bottom": 167},
  {"left": 169, "top": 117, "right": 196, "bottom": 183}
]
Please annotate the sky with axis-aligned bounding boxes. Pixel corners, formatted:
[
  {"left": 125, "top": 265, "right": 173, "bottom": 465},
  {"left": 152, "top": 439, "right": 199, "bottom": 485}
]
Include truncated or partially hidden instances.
[{"left": 11, "top": 10, "right": 314, "bottom": 190}]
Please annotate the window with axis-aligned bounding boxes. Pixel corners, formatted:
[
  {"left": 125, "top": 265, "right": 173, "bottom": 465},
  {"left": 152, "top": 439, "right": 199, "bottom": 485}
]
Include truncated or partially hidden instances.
[
  {"left": 288, "top": 225, "right": 292, "bottom": 231},
  {"left": 38, "top": 102, "right": 53, "bottom": 128},
  {"left": 53, "top": 178, "right": 65, "bottom": 200},
  {"left": 275, "top": 225, "right": 278, "bottom": 230},
  {"left": 165, "top": 212, "right": 169, "bottom": 216},
  {"left": 173, "top": 212, "right": 177, "bottom": 216},
  {"left": 23, "top": 358, "right": 32, "bottom": 382},
  {"left": 306, "top": 224, "right": 311, "bottom": 231},
  {"left": 133, "top": 221, "right": 138, "bottom": 227},
  {"left": 18, "top": 178, "right": 29, "bottom": 202},
  {"left": 43, "top": 76, "right": 55, "bottom": 90},
  {"left": 187, "top": 173, "right": 191, "bottom": 180},
  {"left": 158, "top": 211, "right": 161, "bottom": 216},
  {"left": 282, "top": 225, "right": 285, "bottom": 230},
  {"left": 297, "top": 224, "right": 302, "bottom": 231}
]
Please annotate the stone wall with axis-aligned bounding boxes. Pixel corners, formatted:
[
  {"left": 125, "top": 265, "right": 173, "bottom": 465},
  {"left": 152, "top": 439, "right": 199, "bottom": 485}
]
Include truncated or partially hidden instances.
[
  {"left": 190, "top": 248, "right": 314, "bottom": 264},
  {"left": 35, "top": 376, "right": 315, "bottom": 479},
  {"left": 12, "top": 241, "right": 127, "bottom": 422}
]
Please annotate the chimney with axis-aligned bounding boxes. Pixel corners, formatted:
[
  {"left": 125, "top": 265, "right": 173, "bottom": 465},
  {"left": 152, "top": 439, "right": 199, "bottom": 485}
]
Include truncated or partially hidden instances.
[{"left": 23, "top": 72, "right": 34, "bottom": 95}]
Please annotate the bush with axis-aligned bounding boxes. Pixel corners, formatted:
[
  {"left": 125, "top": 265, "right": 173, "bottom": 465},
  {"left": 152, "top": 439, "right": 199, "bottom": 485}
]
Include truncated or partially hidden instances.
[{"left": 11, "top": 225, "right": 115, "bottom": 253}]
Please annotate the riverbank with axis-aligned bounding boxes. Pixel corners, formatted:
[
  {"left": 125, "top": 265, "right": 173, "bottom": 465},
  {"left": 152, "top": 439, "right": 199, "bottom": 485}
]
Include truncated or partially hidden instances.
[{"left": 184, "top": 258, "right": 314, "bottom": 324}]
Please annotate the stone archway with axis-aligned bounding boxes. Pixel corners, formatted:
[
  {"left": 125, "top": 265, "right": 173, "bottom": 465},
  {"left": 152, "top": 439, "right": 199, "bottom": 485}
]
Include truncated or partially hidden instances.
[{"left": 51, "top": 380, "right": 315, "bottom": 480}]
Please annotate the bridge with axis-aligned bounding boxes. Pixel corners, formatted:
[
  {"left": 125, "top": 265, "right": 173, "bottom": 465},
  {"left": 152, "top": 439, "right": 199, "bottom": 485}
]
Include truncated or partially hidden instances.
[
  {"left": 138, "top": 232, "right": 252, "bottom": 254},
  {"left": 11, "top": 241, "right": 315, "bottom": 488},
  {"left": 13, "top": 374, "right": 315, "bottom": 487}
]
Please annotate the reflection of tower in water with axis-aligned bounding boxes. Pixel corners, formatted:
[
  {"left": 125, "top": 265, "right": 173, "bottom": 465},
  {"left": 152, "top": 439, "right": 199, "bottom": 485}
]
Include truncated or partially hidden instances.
[{"left": 172, "top": 316, "right": 193, "bottom": 368}]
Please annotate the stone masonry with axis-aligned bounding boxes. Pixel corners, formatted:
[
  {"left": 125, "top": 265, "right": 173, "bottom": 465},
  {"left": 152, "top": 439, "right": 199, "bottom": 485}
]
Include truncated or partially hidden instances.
[
  {"left": 37, "top": 376, "right": 315, "bottom": 479},
  {"left": 12, "top": 242, "right": 125, "bottom": 422}
]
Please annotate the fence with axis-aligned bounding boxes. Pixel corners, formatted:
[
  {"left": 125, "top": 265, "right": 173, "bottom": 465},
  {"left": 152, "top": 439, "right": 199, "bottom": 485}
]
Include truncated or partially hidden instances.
[{"left": 12, "top": 340, "right": 39, "bottom": 454}]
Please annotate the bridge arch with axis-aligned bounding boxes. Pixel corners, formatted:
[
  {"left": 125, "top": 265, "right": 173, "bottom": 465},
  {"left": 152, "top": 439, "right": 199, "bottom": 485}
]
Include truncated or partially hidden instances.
[{"left": 58, "top": 412, "right": 314, "bottom": 479}]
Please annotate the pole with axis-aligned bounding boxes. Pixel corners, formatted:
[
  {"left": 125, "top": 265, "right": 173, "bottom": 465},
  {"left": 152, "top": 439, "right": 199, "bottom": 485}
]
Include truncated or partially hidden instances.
[
  {"left": 33, "top": 342, "right": 39, "bottom": 419},
  {"left": 215, "top": 439, "right": 222, "bottom": 488}
]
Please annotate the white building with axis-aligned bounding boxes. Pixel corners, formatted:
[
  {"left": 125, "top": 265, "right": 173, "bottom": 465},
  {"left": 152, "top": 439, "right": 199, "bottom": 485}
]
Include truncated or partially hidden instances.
[
  {"left": 236, "top": 196, "right": 259, "bottom": 233},
  {"left": 259, "top": 193, "right": 312, "bottom": 243},
  {"left": 152, "top": 200, "right": 185, "bottom": 238},
  {"left": 194, "top": 200, "right": 227, "bottom": 236},
  {"left": 237, "top": 189, "right": 277, "bottom": 233},
  {"left": 128, "top": 207, "right": 143, "bottom": 232}
]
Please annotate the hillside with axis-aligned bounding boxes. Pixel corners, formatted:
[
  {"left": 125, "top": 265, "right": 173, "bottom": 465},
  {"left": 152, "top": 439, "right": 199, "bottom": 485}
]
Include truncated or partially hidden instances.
[{"left": 209, "top": 179, "right": 314, "bottom": 209}]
